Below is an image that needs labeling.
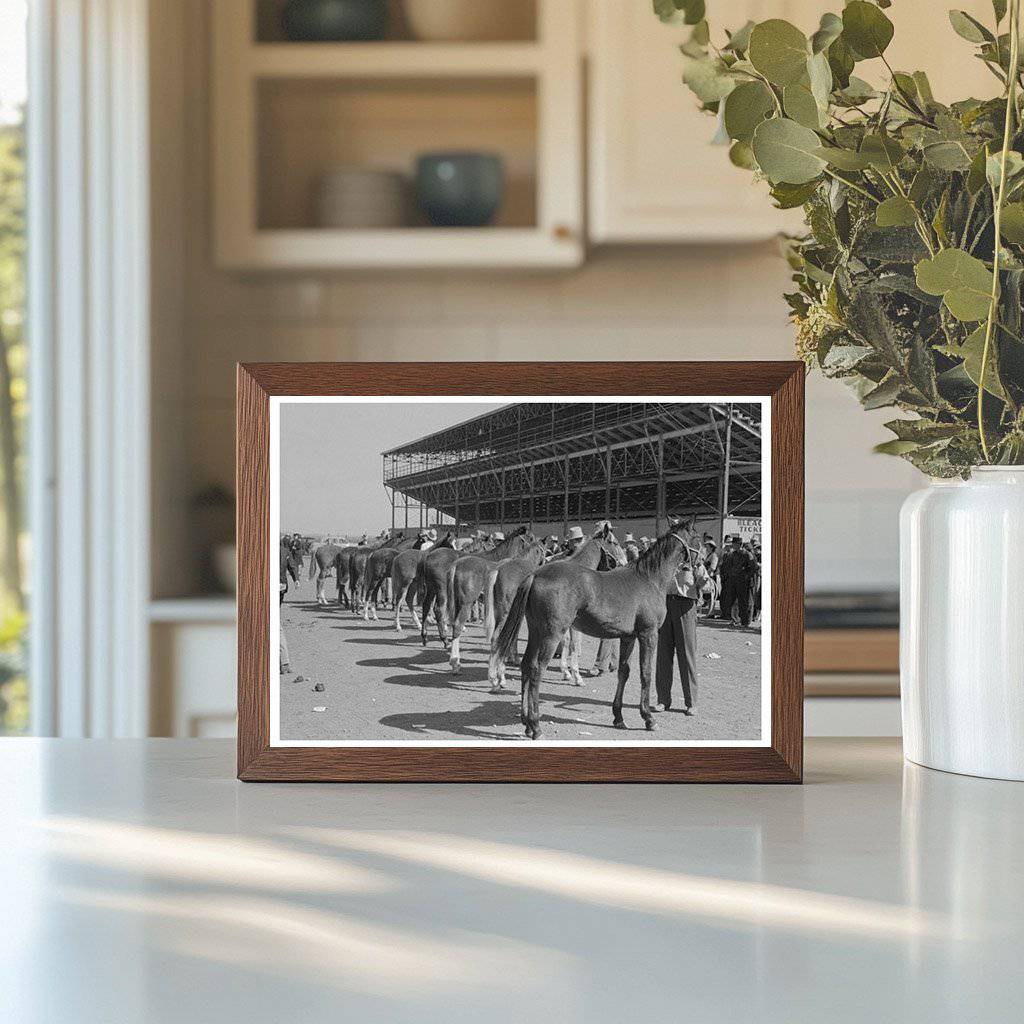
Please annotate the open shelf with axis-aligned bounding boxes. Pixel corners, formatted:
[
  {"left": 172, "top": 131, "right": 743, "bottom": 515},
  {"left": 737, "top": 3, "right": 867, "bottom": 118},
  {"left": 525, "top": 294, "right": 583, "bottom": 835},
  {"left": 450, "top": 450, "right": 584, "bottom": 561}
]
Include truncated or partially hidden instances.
[
  {"left": 257, "top": 76, "right": 538, "bottom": 232},
  {"left": 213, "top": 0, "right": 581, "bottom": 268}
]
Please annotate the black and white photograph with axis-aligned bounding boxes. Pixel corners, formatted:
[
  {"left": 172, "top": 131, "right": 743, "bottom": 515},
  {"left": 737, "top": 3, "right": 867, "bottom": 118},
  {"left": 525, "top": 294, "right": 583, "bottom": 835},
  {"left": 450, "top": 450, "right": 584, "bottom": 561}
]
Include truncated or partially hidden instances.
[{"left": 271, "top": 398, "right": 770, "bottom": 745}]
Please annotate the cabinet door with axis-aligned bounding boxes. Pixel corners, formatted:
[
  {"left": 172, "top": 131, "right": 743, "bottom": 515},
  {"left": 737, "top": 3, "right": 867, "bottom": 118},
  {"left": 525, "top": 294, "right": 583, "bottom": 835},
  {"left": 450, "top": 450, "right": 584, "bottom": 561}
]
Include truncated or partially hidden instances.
[
  {"left": 588, "top": 1, "right": 813, "bottom": 243},
  {"left": 588, "top": 1, "right": 1002, "bottom": 245}
]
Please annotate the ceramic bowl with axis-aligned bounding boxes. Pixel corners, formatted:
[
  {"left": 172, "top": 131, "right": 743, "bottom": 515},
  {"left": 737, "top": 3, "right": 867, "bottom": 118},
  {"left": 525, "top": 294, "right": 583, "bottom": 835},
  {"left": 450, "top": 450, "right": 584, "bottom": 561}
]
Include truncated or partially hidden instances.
[
  {"left": 403, "top": 0, "right": 534, "bottom": 42},
  {"left": 281, "top": 0, "right": 388, "bottom": 42},
  {"left": 315, "top": 168, "right": 409, "bottom": 228},
  {"left": 415, "top": 152, "right": 504, "bottom": 228}
]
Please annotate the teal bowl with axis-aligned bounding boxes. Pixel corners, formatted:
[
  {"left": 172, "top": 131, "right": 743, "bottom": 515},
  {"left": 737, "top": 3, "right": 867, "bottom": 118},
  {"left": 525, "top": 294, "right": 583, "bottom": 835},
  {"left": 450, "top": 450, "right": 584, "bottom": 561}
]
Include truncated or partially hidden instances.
[
  {"left": 415, "top": 152, "right": 505, "bottom": 228},
  {"left": 281, "top": 0, "right": 388, "bottom": 42}
]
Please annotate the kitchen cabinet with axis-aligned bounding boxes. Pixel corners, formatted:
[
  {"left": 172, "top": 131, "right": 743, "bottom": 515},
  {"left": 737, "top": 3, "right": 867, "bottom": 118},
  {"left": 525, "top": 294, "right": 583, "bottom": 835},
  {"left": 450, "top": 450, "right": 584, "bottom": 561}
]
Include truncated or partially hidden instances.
[
  {"left": 211, "top": 0, "right": 584, "bottom": 269},
  {"left": 587, "top": 0, "right": 998, "bottom": 244}
]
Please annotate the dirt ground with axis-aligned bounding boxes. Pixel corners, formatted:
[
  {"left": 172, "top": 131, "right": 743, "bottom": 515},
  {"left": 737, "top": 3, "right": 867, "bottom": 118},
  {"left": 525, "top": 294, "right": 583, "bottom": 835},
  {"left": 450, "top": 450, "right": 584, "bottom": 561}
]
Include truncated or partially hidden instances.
[{"left": 278, "top": 578, "right": 763, "bottom": 743}]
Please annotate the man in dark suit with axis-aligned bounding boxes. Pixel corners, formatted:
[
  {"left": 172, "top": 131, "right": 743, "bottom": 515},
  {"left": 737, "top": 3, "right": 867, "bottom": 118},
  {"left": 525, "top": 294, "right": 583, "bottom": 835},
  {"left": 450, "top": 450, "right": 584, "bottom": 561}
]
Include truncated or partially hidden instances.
[{"left": 719, "top": 535, "right": 756, "bottom": 627}]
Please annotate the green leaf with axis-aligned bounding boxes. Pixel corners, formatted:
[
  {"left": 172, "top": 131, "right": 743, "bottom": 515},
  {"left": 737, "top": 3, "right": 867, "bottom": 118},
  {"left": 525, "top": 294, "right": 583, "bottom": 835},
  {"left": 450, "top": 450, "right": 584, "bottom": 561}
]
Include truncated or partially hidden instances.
[
  {"left": 909, "top": 165, "right": 936, "bottom": 205},
  {"left": 884, "top": 418, "right": 963, "bottom": 443},
  {"left": 986, "top": 150, "right": 1024, "bottom": 190},
  {"left": 810, "top": 12, "right": 843, "bottom": 54},
  {"left": 748, "top": 19, "right": 810, "bottom": 87},
  {"left": 728, "top": 140, "right": 758, "bottom": 170},
  {"left": 862, "top": 374, "right": 902, "bottom": 410},
  {"left": 915, "top": 249, "right": 994, "bottom": 321},
  {"left": 723, "top": 81, "right": 775, "bottom": 143},
  {"left": 959, "top": 324, "right": 1006, "bottom": 398},
  {"left": 752, "top": 117, "right": 827, "bottom": 184},
  {"left": 770, "top": 179, "right": 820, "bottom": 209},
  {"left": 724, "top": 20, "right": 755, "bottom": 53},
  {"left": 654, "top": 0, "right": 705, "bottom": 25},
  {"left": 681, "top": 55, "right": 737, "bottom": 103},
  {"left": 842, "top": 1, "right": 894, "bottom": 60},
  {"left": 967, "top": 143, "right": 993, "bottom": 193},
  {"left": 993, "top": 0, "right": 1008, "bottom": 24},
  {"left": 807, "top": 51, "right": 833, "bottom": 110},
  {"left": 814, "top": 146, "right": 872, "bottom": 170},
  {"left": 875, "top": 196, "right": 918, "bottom": 228},
  {"left": 874, "top": 439, "right": 921, "bottom": 455},
  {"left": 1000, "top": 202, "right": 1024, "bottom": 242},
  {"left": 923, "top": 140, "right": 972, "bottom": 171},
  {"left": 836, "top": 75, "right": 877, "bottom": 104},
  {"left": 827, "top": 35, "right": 855, "bottom": 89},
  {"left": 948, "top": 10, "right": 993, "bottom": 44},
  {"left": 860, "top": 133, "right": 905, "bottom": 173},
  {"left": 912, "top": 71, "right": 935, "bottom": 105},
  {"left": 783, "top": 83, "right": 822, "bottom": 129}
]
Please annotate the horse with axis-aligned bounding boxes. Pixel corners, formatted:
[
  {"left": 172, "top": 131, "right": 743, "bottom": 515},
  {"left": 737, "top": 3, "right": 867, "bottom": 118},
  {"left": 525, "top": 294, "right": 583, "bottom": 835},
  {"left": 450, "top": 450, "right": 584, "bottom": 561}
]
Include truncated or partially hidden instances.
[
  {"left": 418, "top": 528, "right": 528, "bottom": 649},
  {"left": 361, "top": 532, "right": 429, "bottom": 621},
  {"left": 486, "top": 527, "right": 626, "bottom": 693},
  {"left": 391, "top": 532, "right": 454, "bottom": 633},
  {"left": 308, "top": 543, "right": 347, "bottom": 605},
  {"left": 448, "top": 533, "right": 541, "bottom": 673},
  {"left": 493, "top": 519, "right": 705, "bottom": 739},
  {"left": 348, "top": 532, "right": 403, "bottom": 614}
]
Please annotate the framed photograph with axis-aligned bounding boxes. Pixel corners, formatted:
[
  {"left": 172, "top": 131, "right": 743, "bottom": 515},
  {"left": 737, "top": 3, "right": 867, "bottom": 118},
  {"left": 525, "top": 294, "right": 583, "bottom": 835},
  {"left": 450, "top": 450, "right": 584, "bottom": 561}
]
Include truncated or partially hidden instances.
[{"left": 237, "top": 362, "right": 804, "bottom": 782}]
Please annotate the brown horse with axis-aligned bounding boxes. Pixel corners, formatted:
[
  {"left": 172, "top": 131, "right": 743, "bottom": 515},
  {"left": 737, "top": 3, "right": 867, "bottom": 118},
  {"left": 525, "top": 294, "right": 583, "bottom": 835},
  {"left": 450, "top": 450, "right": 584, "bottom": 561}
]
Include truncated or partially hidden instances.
[
  {"left": 493, "top": 520, "right": 704, "bottom": 739},
  {"left": 360, "top": 533, "right": 422, "bottom": 620},
  {"left": 308, "top": 543, "right": 347, "bottom": 605},
  {"left": 486, "top": 528, "right": 626, "bottom": 692},
  {"left": 418, "top": 528, "right": 527, "bottom": 649},
  {"left": 391, "top": 532, "right": 455, "bottom": 633},
  {"left": 448, "top": 534, "right": 541, "bottom": 673},
  {"left": 348, "top": 532, "right": 402, "bottom": 614}
]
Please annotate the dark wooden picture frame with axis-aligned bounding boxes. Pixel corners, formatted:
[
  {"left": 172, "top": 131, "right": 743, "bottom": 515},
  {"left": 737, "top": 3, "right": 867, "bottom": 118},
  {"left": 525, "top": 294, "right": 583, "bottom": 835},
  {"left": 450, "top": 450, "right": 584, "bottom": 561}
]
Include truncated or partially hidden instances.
[{"left": 237, "top": 362, "right": 804, "bottom": 782}]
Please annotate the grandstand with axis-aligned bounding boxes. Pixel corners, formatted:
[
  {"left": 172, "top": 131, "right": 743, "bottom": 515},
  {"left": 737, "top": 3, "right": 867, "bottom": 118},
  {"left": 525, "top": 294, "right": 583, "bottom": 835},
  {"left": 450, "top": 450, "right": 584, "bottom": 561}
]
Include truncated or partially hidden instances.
[{"left": 382, "top": 401, "right": 761, "bottom": 540}]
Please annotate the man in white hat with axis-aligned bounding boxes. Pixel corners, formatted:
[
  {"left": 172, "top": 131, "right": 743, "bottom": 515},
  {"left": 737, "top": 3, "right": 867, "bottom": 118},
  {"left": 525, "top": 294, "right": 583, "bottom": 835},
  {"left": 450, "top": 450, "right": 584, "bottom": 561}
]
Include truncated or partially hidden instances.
[
  {"left": 490, "top": 531, "right": 505, "bottom": 543},
  {"left": 565, "top": 525, "right": 585, "bottom": 553}
]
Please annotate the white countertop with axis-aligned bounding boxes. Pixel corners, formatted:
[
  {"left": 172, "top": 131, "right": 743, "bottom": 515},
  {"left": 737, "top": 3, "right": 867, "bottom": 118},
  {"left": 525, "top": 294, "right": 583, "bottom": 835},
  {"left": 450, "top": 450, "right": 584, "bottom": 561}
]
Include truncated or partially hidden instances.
[{"left": 1, "top": 738, "right": 1021, "bottom": 1023}]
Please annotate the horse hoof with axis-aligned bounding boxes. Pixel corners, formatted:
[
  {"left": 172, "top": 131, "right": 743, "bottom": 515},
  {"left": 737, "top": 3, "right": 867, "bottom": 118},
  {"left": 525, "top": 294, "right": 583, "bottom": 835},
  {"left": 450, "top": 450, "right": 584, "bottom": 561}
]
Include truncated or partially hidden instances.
[
  {"left": 645, "top": 719, "right": 656, "bottom": 732},
  {"left": 450, "top": 661, "right": 461, "bottom": 674},
  {"left": 613, "top": 719, "right": 627, "bottom": 730},
  {"left": 488, "top": 684, "right": 505, "bottom": 694}
]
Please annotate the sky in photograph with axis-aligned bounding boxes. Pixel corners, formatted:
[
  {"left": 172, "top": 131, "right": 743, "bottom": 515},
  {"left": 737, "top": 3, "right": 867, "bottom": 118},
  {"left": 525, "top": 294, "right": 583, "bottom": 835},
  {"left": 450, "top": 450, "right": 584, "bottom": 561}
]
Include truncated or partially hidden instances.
[{"left": 279, "top": 400, "right": 505, "bottom": 536}]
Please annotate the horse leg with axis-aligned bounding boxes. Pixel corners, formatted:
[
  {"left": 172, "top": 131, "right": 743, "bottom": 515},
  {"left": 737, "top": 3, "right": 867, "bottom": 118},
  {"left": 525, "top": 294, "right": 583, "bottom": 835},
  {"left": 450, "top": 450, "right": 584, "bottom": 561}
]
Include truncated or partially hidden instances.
[
  {"left": 637, "top": 630, "right": 656, "bottom": 732},
  {"left": 409, "top": 582, "right": 422, "bottom": 631},
  {"left": 449, "top": 592, "right": 468, "bottom": 673},
  {"left": 560, "top": 629, "right": 573, "bottom": 681},
  {"left": 394, "top": 581, "right": 408, "bottom": 632},
  {"left": 568, "top": 628, "right": 583, "bottom": 686},
  {"left": 420, "top": 585, "right": 434, "bottom": 646},
  {"left": 612, "top": 635, "right": 637, "bottom": 729},
  {"left": 523, "top": 633, "right": 559, "bottom": 741},
  {"left": 433, "top": 588, "right": 449, "bottom": 649}
]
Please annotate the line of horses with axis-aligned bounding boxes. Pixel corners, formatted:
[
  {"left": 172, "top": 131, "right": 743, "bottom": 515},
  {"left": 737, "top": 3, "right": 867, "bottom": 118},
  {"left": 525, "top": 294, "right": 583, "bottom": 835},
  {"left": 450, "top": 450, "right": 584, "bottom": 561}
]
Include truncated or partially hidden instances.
[{"left": 286, "top": 518, "right": 706, "bottom": 740}]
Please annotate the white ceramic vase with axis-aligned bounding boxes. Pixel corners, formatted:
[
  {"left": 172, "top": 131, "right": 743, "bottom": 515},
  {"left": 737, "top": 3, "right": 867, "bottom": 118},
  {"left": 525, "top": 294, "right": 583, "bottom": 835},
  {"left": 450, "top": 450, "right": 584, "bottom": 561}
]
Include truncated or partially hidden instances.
[{"left": 900, "top": 468, "right": 1024, "bottom": 780}]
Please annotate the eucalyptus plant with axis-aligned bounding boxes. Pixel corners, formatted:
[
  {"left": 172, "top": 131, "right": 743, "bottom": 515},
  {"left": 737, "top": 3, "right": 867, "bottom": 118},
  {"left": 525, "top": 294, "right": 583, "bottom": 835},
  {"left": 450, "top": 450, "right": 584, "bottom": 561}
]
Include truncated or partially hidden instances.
[{"left": 659, "top": 0, "right": 1024, "bottom": 475}]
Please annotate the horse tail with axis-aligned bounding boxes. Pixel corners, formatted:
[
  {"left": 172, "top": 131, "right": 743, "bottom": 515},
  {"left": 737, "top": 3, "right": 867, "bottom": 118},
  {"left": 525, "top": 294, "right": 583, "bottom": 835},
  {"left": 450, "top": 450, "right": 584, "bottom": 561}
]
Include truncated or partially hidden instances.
[
  {"left": 494, "top": 573, "right": 534, "bottom": 665},
  {"left": 308, "top": 549, "right": 319, "bottom": 580}
]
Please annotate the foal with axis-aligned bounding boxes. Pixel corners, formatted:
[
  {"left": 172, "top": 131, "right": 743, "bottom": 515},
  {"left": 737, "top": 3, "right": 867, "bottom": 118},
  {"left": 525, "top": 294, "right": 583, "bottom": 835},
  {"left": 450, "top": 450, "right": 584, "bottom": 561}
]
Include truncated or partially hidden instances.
[{"left": 493, "top": 522, "right": 704, "bottom": 739}]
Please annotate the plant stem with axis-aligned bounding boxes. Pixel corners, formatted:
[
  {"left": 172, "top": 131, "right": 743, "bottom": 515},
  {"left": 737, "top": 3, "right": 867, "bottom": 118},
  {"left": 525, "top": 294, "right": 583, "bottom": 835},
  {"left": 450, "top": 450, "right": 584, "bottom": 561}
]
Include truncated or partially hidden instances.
[
  {"left": 979, "top": 0, "right": 1021, "bottom": 462},
  {"left": 821, "top": 167, "right": 879, "bottom": 203}
]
